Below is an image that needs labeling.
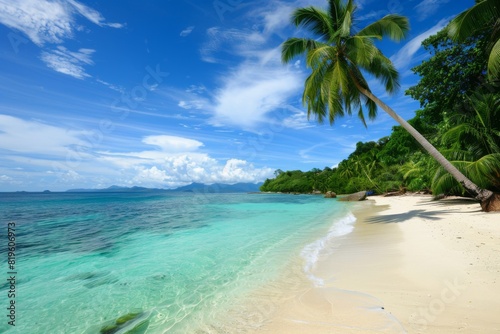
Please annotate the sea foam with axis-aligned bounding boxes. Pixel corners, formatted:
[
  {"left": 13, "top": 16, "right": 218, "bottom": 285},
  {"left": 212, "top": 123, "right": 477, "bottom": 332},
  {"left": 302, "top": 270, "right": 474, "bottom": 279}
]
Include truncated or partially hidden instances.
[{"left": 301, "top": 212, "right": 356, "bottom": 286}]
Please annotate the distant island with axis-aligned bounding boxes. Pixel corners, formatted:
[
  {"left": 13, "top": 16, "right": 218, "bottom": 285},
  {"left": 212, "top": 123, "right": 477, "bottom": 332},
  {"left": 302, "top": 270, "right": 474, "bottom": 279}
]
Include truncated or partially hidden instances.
[{"left": 65, "top": 182, "right": 263, "bottom": 193}]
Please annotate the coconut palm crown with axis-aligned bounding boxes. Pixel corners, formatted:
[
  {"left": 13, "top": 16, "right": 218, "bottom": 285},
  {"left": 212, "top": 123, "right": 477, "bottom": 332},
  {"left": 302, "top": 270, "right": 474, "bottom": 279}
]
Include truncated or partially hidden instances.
[
  {"left": 282, "top": 0, "right": 500, "bottom": 211},
  {"left": 448, "top": 0, "right": 500, "bottom": 80},
  {"left": 281, "top": 0, "right": 408, "bottom": 126}
]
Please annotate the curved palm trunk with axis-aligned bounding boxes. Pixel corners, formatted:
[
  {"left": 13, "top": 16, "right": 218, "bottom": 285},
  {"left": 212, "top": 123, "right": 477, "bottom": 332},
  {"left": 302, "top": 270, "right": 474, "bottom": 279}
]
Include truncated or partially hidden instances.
[{"left": 357, "top": 87, "right": 499, "bottom": 211}]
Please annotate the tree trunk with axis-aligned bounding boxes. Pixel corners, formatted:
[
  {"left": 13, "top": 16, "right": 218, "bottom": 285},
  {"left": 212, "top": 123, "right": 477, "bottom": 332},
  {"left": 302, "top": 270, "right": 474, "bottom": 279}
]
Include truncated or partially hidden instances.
[{"left": 358, "top": 87, "right": 499, "bottom": 211}]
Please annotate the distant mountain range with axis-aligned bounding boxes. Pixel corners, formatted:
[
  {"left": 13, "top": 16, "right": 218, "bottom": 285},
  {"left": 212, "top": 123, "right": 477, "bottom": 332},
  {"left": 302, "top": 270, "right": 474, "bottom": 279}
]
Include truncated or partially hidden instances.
[{"left": 65, "top": 182, "right": 263, "bottom": 193}]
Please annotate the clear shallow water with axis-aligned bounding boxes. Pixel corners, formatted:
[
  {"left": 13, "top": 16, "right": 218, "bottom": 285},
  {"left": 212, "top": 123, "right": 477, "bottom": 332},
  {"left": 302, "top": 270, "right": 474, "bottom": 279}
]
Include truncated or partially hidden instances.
[{"left": 0, "top": 192, "right": 355, "bottom": 333}]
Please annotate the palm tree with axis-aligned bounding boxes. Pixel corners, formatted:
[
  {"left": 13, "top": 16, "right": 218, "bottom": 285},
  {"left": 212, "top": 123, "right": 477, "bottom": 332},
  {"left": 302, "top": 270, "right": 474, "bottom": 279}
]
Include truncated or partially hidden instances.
[
  {"left": 448, "top": 0, "right": 500, "bottom": 80},
  {"left": 281, "top": 0, "right": 500, "bottom": 211},
  {"left": 442, "top": 93, "right": 500, "bottom": 157},
  {"left": 433, "top": 92, "right": 500, "bottom": 195}
]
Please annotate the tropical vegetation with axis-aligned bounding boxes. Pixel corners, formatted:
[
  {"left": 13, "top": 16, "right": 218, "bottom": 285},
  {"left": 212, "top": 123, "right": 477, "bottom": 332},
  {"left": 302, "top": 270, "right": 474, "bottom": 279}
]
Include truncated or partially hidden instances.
[{"left": 260, "top": 0, "right": 500, "bottom": 211}]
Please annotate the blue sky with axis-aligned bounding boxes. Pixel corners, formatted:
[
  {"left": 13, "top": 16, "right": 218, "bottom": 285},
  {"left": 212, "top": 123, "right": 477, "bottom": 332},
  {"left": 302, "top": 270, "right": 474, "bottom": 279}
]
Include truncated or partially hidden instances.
[{"left": 0, "top": 0, "right": 473, "bottom": 191}]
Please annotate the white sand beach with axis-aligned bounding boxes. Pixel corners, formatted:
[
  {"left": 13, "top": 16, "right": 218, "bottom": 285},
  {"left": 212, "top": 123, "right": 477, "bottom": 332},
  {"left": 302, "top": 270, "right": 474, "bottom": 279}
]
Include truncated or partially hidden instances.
[{"left": 251, "top": 194, "right": 500, "bottom": 333}]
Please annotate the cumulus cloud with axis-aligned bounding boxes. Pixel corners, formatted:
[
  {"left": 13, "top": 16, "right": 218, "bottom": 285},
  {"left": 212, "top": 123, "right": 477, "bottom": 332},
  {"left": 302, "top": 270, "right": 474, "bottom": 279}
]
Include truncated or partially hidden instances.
[
  {"left": 129, "top": 156, "right": 272, "bottom": 188},
  {"left": 0, "top": 116, "right": 273, "bottom": 189},
  {"left": 101, "top": 139, "right": 273, "bottom": 187}
]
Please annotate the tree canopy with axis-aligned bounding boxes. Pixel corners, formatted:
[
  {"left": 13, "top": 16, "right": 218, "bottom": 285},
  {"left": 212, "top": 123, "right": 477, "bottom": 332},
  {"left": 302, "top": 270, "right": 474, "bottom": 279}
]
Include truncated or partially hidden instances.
[{"left": 264, "top": 15, "right": 500, "bottom": 199}]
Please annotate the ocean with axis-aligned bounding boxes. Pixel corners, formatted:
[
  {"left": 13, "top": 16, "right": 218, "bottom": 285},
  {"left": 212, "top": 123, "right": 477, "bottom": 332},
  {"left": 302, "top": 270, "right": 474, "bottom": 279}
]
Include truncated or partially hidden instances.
[{"left": 0, "top": 191, "right": 357, "bottom": 334}]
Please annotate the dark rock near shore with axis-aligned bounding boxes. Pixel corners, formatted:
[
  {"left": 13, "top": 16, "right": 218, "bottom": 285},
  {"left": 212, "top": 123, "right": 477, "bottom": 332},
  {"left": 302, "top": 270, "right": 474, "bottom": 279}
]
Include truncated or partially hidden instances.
[
  {"left": 338, "top": 191, "right": 367, "bottom": 201},
  {"left": 324, "top": 191, "right": 337, "bottom": 198},
  {"left": 99, "top": 311, "right": 150, "bottom": 334}
]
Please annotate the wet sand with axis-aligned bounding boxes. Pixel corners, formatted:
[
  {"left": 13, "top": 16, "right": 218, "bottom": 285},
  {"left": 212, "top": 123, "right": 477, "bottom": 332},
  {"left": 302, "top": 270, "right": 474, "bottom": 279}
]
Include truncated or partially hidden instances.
[{"left": 250, "top": 194, "right": 500, "bottom": 333}]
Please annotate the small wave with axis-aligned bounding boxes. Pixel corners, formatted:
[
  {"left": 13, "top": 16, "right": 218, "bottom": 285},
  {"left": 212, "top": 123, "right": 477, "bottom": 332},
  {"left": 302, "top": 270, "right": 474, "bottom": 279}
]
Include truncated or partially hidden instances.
[{"left": 301, "top": 212, "right": 356, "bottom": 286}]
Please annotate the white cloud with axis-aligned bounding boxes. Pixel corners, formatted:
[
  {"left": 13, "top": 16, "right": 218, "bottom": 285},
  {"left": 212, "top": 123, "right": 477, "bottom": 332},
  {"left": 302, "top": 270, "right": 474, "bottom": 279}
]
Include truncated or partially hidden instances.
[
  {"left": 67, "top": 0, "right": 123, "bottom": 28},
  {"left": 101, "top": 142, "right": 273, "bottom": 187},
  {"left": 133, "top": 166, "right": 169, "bottom": 183},
  {"left": 281, "top": 106, "right": 314, "bottom": 129},
  {"left": 178, "top": 100, "right": 206, "bottom": 110},
  {"left": 142, "top": 135, "right": 203, "bottom": 152},
  {"left": 219, "top": 159, "right": 272, "bottom": 183},
  {"left": 390, "top": 19, "right": 448, "bottom": 71},
  {"left": 96, "top": 79, "right": 125, "bottom": 93},
  {"left": 260, "top": 3, "right": 294, "bottom": 34},
  {"left": 211, "top": 64, "right": 302, "bottom": 129},
  {"left": 0, "top": 114, "right": 91, "bottom": 155},
  {"left": 200, "top": 27, "right": 266, "bottom": 63},
  {"left": 207, "top": 43, "right": 303, "bottom": 129},
  {"left": 0, "top": 0, "right": 122, "bottom": 79},
  {"left": 199, "top": 2, "right": 312, "bottom": 130},
  {"left": 414, "top": 0, "right": 451, "bottom": 21},
  {"left": 0, "top": 116, "right": 274, "bottom": 189},
  {"left": 186, "top": 85, "right": 206, "bottom": 94},
  {"left": 180, "top": 25, "right": 194, "bottom": 37},
  {"left": 129, "top": 156, "right": 272, "bottom": 188},
  {"left": 0, "top": 0, "right": 122, "bottom": 46},
  {"left": 0, "top": 0, "right": 72, "bottom": 45},
  {"left": 40, "top": 46, "right": 95, "bottom": 79}
]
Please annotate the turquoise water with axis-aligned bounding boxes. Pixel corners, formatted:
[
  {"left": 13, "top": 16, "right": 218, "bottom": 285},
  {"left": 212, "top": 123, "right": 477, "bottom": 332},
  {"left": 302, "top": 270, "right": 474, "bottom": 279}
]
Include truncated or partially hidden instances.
[{"left": 0, "top": 192, "right": 355, "bottom": 333}]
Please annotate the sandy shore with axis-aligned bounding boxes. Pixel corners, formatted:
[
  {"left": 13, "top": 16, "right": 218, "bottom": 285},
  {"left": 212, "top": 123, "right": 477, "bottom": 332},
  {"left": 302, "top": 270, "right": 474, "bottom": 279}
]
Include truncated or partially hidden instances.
[{"left": 250, "top": 194, "right": 500, "bottom": 334}]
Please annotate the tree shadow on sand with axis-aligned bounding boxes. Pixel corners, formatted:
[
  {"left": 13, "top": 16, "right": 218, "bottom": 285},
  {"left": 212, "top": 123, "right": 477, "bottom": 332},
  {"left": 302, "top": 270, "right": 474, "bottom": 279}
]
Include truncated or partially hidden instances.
[
  {"left": 366, "top": 197, "right": 482, "bottom": 224},
  {"left": 365, "top": 209, "right": 445, "bottom": 224}
]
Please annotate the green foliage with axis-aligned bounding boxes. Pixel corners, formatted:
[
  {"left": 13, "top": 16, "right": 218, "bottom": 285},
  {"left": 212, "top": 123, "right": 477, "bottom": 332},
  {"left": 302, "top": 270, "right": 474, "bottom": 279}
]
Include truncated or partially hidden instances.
[
  {"left": 448, "top": 0, "right": 500, "bottom": 79},
  {"left": 432, "top": 92, "right": 500, "bottom": 195},
  {"left": 406, "top": 29, "right": 490, "bottom": 124},
  {"left": 263, "top": 2, "right": 499, "bottom": 198},
  {"left": 260, "top": 140, "right": 409, "bottom": 194},
  {"left": 433, "top": 154, "right": 500, "bottom": 196},
  {"left": 441, "top": 92, "right": 500, "bottom": 156},
  {"left": 260, "top": 170, "right": 314, "bottom": 193},
  {"left": 281, "top": 0, "right": 409, "bottom": 126}
]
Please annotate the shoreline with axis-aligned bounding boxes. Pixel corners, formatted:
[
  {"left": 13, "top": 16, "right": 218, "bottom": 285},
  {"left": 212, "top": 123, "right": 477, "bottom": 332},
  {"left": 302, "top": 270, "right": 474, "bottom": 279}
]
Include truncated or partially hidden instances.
[{"left": 250, "top": 194, "right": 500, "bottom": 333}]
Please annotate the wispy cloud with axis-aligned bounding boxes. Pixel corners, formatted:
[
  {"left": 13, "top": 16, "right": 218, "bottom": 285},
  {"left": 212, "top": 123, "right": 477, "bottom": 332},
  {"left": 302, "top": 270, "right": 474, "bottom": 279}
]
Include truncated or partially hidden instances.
[
  {"left": 211, "top": 57, "right": 302, "bottom": 129},
  {"left": 390, "top": 19, "right": 448, "bottom": 71},
  {"left": 200, "top": 27, "right": 266, "bottom": 63},
  {"left": 0, "top": 0, "right": 122, "bottom": 46},
  {"left": 200, "top": 5, "right": 305, "bottom": 130},
  {"left": 0, "top": 0, "right": 122, "bottom": 78},
  {"left": 96, "top": 79, "right": 125, "bottom": 93},
  {"left": 178, "top": 100, "right": 206, "bottom": 110},
  {"left": 67, "top": 0, "right": 123, "bottom": 28},
  {"left": 414, "top": 0, "right": 451, "bottom": 21},
  {"left": 142, "top": 135, "right": 203, "bottom": 153},
  {"left": 40, "top": 46, "right": 95, "bottom": 79},
  {"left": 281, "top": 105, "right": 315, "bottom": 129},
  {"left": 0, "top": 0, "right": 73, "bottom": 45},
  {"left": 0, "top": 114, "right": 91, "bottom": 156},
  {"left": 180, "top": 25, "right": 195, "bottom": 37}
]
